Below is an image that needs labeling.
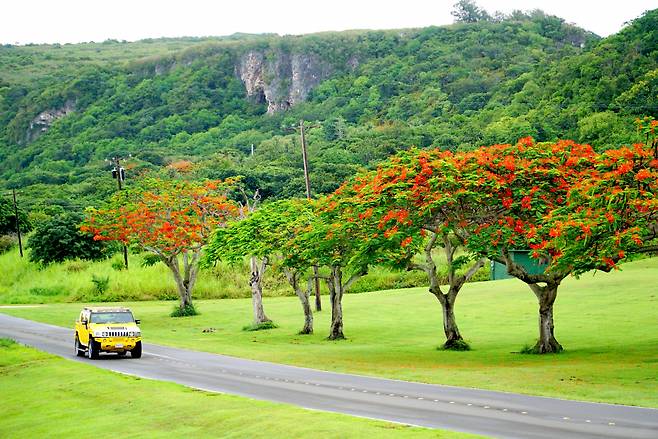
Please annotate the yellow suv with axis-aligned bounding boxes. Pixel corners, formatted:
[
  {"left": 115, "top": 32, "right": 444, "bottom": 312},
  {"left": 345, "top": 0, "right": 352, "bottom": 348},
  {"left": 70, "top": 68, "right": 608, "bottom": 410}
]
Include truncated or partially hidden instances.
[{"left": 74, "top": 306, "right": 142, "bottom": 359}]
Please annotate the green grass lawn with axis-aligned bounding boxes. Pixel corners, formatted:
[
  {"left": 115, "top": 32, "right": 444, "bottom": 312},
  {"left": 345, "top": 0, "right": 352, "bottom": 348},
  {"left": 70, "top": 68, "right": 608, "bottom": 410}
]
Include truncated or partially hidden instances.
[
  {"left": 0, "top": 339, "right": 477, "bottom": 439},
  {"left": 2, "top": 258, "right": 657, "bottom": 408}
]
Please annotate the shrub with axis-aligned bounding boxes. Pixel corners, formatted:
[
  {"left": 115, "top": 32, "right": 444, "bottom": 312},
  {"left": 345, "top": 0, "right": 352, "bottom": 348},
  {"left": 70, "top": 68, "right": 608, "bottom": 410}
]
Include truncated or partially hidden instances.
[
  {"left": 0, "top": 235, "right": 15, "bottom": 254},
  {"left": 111, "top": 259, "right": 126, "bottom": 271},
  {"left": 27, "top": 212, "right": 111, "bottom": 265},
  {"left": 170, "top": 303, "right": 199, "bottom": 317},
  {"left": 91, "top": 274, "right": 110, "bottom": 295}
]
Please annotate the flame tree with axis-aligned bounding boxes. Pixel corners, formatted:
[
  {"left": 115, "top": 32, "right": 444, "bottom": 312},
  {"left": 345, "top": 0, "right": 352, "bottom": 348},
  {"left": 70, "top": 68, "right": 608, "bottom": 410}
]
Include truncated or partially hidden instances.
[
  {"left": 550, "top": 118, "right": 658, "bottom": 274},
  {"left": 82, "top": 178, "right": 238, "bottom": 315},
  {"left": 424, "top": 138, "right": 605, "bottom": 353},
  {"left": 349, "top": 139, "right": 604, "bottom": 353},
  {"left": 329, "top": 156, "right": 485, "bottom": 350}
]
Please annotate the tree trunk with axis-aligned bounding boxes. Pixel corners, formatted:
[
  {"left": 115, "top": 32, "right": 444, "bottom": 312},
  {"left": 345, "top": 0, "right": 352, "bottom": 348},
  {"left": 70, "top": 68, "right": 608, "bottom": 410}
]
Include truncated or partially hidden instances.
[
  {"left": 421, "top": 233, "right": 484, "bottom": 350},
  {"left": 530, "top": 283, "right": 563, "bottom": 354},
  {"left": 249, "top": 256, "right": 271, "bottom": 325},
  {"left": 299, "top": 277, "right": 314, "bottom": 334},
  {"left": 429, "top": 285, "right": 464, "bottom": 348},
  {"left": 166, "top": 253, "right": 194, "bottom": 311},
  {"left": 441, "top": 291, "right": 463, "bottom": 348},
  {"left": 327, "top": 266, "right": 345, "bottom": 340},
  {"left": 500, "top": 248, "right": 565, "bottom": 354},
  {"left": 283, "top": 268, "right": 313, "bottom": 334}
]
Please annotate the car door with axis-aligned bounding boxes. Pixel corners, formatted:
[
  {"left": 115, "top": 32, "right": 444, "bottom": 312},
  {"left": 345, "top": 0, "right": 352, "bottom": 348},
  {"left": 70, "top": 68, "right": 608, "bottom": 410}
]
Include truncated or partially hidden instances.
[{"left": 77, "top": 310, "right": 90, "bottom": 345}]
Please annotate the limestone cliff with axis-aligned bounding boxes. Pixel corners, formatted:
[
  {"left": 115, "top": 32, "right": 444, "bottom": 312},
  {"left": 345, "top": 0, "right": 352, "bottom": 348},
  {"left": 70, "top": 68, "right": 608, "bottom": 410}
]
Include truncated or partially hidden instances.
[
  {"left": 237, "top": 50, "right": 334, "bottom": 113},
  {"left": 25, "top": 100, "right": 76, "bottom": 143}
]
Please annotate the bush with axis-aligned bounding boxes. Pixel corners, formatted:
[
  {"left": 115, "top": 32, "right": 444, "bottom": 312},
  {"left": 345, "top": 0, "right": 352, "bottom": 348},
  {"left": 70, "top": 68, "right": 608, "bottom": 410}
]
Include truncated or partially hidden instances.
[
  {"left": 0, "top": 235, "right": 15, "bottom": 254},
  {"left": 91, "top": 274, "right": 110, "bottom": 295},
  {"left": 111, "top": 259, "right": 126, "bottom": 271},
  {"left": 27, "top": 212, "right": 111, "bottom": 265},
  {"left": 170, "top": 303, "right": 199, "bottom": 317}
]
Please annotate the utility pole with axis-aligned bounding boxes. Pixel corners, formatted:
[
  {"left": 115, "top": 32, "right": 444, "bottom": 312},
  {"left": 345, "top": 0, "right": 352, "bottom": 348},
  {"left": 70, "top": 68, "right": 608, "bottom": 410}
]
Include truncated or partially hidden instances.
[
  {"left": 12, "top": 189, "right": 23, "bottom": 258},
  {"left": 111, "top": 157, "right": 129, "bottom": 270},
  {"left": 298, "top": 119, "right": 322, "bottom": 312}
]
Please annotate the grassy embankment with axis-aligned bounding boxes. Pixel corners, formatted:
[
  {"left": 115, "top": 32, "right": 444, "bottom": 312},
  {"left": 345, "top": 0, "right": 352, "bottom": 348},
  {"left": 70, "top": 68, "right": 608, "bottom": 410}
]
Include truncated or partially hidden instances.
[
  {"left": 0, "top": 247, "right": 486, "bottom": 303},
  {"left": 2, "top": 258, "right": 657, "bottom": 408},
  {"left": 0, "top": 339, "right": 478, "bottom": 439}
]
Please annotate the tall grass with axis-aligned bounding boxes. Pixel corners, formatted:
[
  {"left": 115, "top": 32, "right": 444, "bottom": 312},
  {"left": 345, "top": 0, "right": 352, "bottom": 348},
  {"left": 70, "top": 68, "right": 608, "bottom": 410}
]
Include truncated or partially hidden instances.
[{"left": 0, "top": 248, "right": 489, "bottom": 304}]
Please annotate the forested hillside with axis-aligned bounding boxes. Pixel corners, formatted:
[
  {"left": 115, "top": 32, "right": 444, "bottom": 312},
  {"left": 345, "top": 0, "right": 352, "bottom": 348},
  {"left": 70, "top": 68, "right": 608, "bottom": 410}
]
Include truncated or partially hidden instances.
[{"left": 1, "top": 7, "right": 656, "bottom": 213}]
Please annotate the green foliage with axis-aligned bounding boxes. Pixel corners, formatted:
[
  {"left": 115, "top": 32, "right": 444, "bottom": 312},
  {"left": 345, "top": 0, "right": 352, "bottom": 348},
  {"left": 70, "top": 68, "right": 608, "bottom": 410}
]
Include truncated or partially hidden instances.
[
  {"left": 242, "top": 321, "right": 278, "bottom": 331},
  {"left": 451, "top": 0, "right": 491, "bottom": 23},
  {"left": 0, "top": 235, "right": 14, "bottom": 254},
  {"left": 170, "top": 303, "right": 199, "bottom": 317},
  {"left": 110, "top": 258, "right": 125, "bottom": 271},
  {"left": 26, "top": 212, "right": 110, "bottom": 265},
  {"left": 0, "top": 196, "right": 31, "bottom": 235},
  {"left": 441, "top": 339, "right": 471, "bottom": 351},
  {"left": 140, "top": 253, "right": 161, "bottom": 267},
  {"left": 90, "top": 274, "right": 110, "bottom": 295},
  {"left": 6, "top": 7, "right": 656, "bottom": 210}
]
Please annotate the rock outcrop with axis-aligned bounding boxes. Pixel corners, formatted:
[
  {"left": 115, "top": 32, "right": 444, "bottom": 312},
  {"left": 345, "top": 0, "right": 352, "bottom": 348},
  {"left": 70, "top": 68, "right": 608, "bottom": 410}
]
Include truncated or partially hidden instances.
[
  {"left": 237, "top": 50, "right": 333, "bottom": 113},
  {"left": 26, "top": 100, "right": 76, "bottom": 143}
]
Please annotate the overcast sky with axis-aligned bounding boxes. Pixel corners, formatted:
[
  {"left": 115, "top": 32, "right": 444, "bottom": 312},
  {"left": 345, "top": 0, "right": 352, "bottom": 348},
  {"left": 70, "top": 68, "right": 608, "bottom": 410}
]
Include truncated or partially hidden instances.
[{"left": 1, "top": 0, "right": 656, "bottom": 45}]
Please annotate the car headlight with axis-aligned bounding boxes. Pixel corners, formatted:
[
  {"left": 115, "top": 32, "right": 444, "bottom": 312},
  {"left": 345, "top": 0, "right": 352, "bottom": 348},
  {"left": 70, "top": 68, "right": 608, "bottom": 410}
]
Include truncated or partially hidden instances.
[{"left": 93, "top": 331, "right": 103, "bottom": 338}]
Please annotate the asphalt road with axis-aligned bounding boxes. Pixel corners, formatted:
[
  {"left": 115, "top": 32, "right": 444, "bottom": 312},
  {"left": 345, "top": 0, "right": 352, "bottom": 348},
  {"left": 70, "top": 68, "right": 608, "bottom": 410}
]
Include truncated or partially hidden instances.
[{"left": 1, "top": 313, "right": 657, "bottom": 439}]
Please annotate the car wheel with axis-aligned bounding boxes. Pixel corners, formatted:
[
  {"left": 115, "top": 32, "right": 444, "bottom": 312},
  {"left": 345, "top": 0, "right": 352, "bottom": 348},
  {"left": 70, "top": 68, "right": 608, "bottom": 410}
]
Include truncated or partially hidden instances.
[
  {"left": 87, "top": 337, "right": 99, "bottom": 359},
  {"left": 75, "top": 335, "right": 85, "bottom": 357},
  {"left": 131, "top": 341, "right": 142, "bottom": 358}
]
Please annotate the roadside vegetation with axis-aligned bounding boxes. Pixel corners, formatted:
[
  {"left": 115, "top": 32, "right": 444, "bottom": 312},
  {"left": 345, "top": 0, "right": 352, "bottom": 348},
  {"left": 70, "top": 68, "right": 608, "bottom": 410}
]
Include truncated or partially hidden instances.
[
  {"left": 0, "top": 339, "right": 479, "bottom": 439},
  {"left": 0, "top": 247, "right": 462, "bottom": 304},
  {"left": 2, "top": 257, "right": 656, "bottom": 407}
]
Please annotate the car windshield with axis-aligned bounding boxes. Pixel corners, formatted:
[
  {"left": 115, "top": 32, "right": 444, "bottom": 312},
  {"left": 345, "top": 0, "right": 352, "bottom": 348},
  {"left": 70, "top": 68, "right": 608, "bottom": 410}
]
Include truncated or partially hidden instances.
[{"left": 89, "top": 312, "right": 134, "bottom": 324}]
